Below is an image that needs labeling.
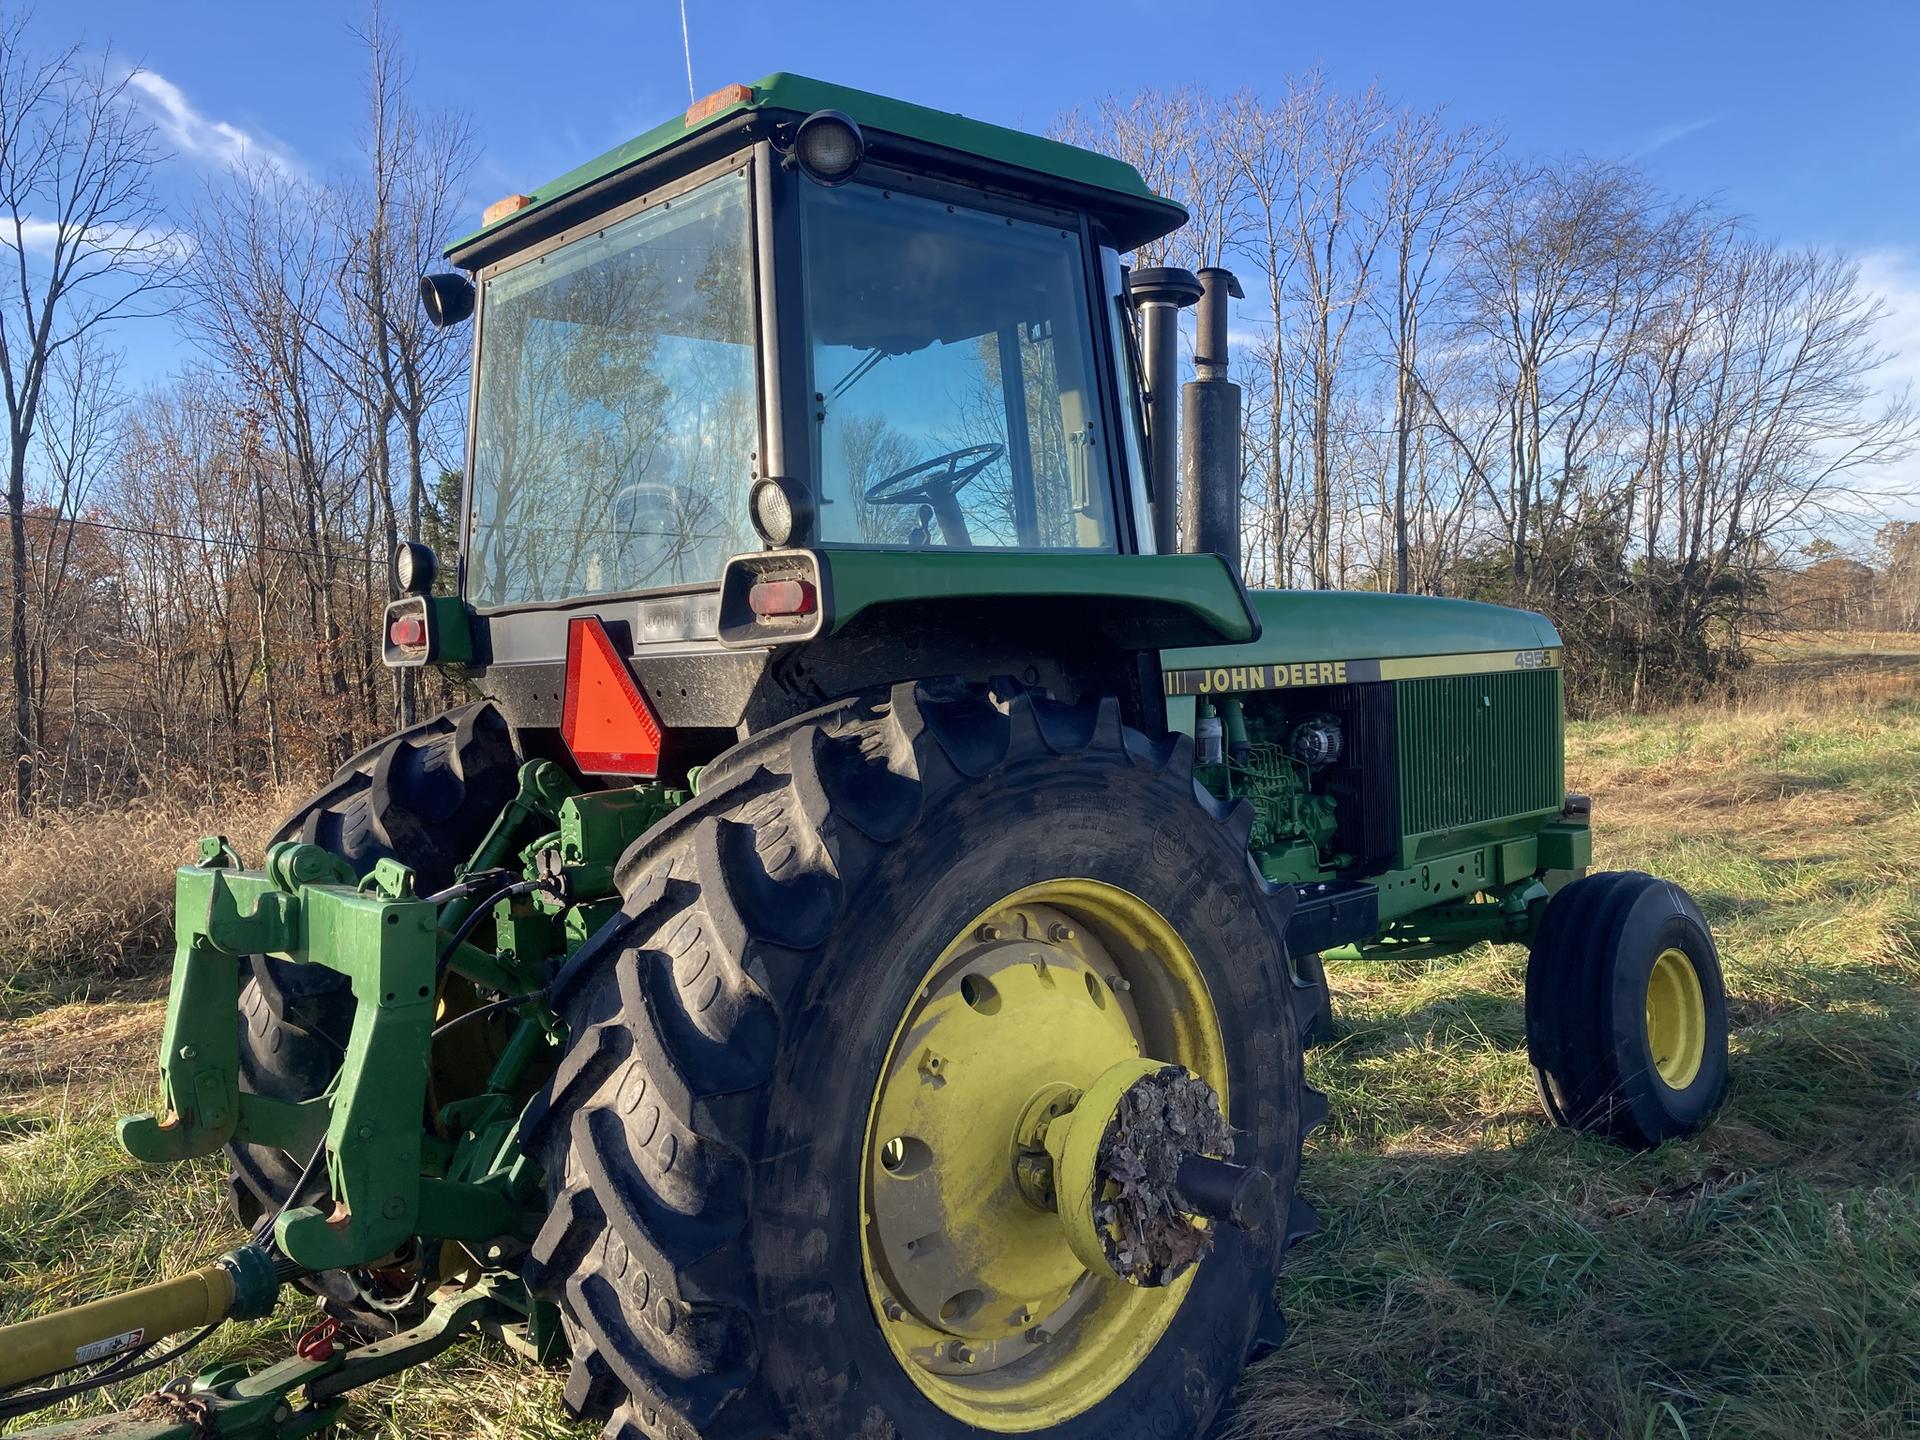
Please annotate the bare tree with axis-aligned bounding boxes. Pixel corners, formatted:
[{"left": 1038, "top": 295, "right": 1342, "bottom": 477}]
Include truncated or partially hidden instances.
[
  {"left": 1633, "top": 240, "right": 1916, "bottom": 696},
  {"left": 1055, "top": 88, "right": 1241, "bottom": 270},
  {"left": 1279, "top": 73, "right": 1389, "bottom": 587},
  {"left": 190, "top": 158, "right": 366, "bottom": 763},
  {"left": 1420, "top": 159, "right": 1675, "bottom": 596},
  {"left": 1371, "top": 104, "right": 1498, "bottom": 591},
  {"left": 0, "top": 17, "right": 175, "bottom": 811},
  {"left": 29, "top": 328, "right": 119, "bottom": 753},
  {"left": 1220, "top": 88, "right": 1301, "bottom": 585},
  {"left": 321, "top": 8, "right": 476, "bottom": 724}
]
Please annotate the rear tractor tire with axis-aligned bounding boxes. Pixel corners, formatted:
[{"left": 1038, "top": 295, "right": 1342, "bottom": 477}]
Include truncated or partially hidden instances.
[
  {"left": 227, "top": 701, "right": 530, "bottom": 1328},
  {"left": 522, "top": 680, "right": 1324, "bottom": 1440},
  {"left": 1525, "top": 870, "right": 1728, "bottom": 1148}
]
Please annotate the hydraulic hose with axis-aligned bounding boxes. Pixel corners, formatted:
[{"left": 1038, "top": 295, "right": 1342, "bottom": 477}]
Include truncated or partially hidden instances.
[{"left": 435, "top": 877, "right": 550, "bottom": 977}]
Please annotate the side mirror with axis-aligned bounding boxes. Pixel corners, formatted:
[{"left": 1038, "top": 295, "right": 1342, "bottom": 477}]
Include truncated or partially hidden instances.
[
  {"left": 391, "top": 541, "right": 437, "bottom": 597},
  {"left": 418, "top": 272, "right": 475, "bottom": 328}
]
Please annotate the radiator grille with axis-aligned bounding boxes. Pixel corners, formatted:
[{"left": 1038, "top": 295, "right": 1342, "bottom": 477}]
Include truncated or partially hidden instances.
[{"left": 1395, "top": 668, "right": 1563, "bottom": 835}]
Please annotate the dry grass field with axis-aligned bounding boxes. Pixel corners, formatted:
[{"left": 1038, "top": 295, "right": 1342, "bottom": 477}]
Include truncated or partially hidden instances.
[{"left": 3, "top": 636, "right": 1917, "bottom": 1439}]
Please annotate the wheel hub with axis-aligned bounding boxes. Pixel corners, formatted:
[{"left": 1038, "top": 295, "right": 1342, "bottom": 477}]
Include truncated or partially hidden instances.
[
  {"left": 860, "top": 880, "right": 1237, "bottom": 1431},
  {"left": 1045, "top": 1059, "right": 1243, "bottom": 1287},
  {"left": 866, "top": 908, "right": 1138, "bottom": 1357}
]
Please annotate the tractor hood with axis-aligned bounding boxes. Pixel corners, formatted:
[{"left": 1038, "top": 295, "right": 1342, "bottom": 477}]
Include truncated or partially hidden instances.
[{"left": 1162, "top": 590, "right": 1562, "bottom": 693}]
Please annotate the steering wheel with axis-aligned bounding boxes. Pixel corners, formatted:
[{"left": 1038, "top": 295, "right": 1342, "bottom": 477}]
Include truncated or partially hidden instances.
[{"left": 863, "top": 443, "right": 1005, "bottom": 506}]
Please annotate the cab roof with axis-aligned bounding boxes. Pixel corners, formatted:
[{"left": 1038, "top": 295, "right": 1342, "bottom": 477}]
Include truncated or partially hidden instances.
[{"left": 447, "top": 72, "right": 1187, "bottom": 265}]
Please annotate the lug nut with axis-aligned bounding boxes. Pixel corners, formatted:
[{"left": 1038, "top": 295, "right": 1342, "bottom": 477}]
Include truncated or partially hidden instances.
[
  {"left": 1047, "top": 923, "right": 1076, "bottom": 943},
  {"left": 1014, "top": 1152, "right": 1057, "bottom": 1210},
  {"left": 975, "top": 922, "right": 1004, "bottom": 943}
]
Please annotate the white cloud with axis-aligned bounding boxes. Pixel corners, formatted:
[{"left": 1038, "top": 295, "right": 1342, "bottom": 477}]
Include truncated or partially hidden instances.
[
  {"left": 1859, "top": 251, "right": 1920, "bottom": 398},
  {"left": 126, "top": 69, "right": 301, "bottom": 178},
  {"left": 5, "top": 215, "right": 194, "bottom": 260},
  {"left": 1849, "top": 249, "right": 1920, "bottom": 519},
  {"left": 1632, "top": 116, "right": 1719, "bottom": 158}
]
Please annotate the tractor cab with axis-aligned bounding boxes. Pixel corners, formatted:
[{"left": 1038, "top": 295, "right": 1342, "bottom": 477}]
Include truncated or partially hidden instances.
[
  {"left": 396, "top": 74, "right": 1248, "bottom": 753},
  {"left": 430, "top": 77, "right": 1181, "bottom": 600}
]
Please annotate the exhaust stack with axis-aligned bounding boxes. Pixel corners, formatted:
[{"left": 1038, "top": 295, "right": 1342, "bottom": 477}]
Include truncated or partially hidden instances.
[
  {"left": 1126, "top": 267, "right": 1202, "bottom": 555},
  {"left": 1181, "top": 267, "right": 1245, "bottom": 574}
]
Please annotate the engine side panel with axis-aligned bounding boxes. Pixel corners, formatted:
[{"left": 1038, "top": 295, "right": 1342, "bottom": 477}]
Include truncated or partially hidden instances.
[{"left": 1162, "top": 595, "right": 1579, "bottom": 952}]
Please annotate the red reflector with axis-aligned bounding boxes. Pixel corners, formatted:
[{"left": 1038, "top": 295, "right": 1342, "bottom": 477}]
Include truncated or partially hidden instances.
[
  {"left": 747, "top": 578, "right": 817, "bottom": 619},
  {"left": 389, "top": 616, "right": 426, "bottom": 648},
  {"left": 561, "top": 617, "right": 663, "bottom": 777}
]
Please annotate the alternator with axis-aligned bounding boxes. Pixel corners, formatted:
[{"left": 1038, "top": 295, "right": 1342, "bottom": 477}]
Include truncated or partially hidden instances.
[{"left": 1288, "top": 715, "right": 1343, "bottom": 768}]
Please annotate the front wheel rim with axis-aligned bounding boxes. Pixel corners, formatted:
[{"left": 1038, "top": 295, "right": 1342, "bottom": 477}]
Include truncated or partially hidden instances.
[
  {"left": 1644, "top": 946, "right": 1707, "bottom": 1090},
  {"left": 859, "top": 878, "right": 1227, "bottom": 1432}
]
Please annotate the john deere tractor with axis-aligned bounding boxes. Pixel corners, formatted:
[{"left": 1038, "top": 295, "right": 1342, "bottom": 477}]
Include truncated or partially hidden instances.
[{"left": 0, "top": 75, "right": 1729, "bottom": 1440}]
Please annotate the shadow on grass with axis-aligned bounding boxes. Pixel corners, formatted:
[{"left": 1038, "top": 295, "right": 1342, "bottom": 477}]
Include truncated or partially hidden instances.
[
  {"left": 1212, "top": 963, "right": 1920, "bottom": 1438},
  {"left": 1211, "top": 1135, "right": 1920, "bottom": 1440},
  {"left": 0, "top": 965, "right": 168, "bottom": 1026}
]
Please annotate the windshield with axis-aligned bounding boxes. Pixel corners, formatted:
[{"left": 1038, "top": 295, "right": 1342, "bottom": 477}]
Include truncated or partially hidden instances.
[
  {"left": 802, "top": 184, "right": 1117, "bottom": 551},
  {"left": 467, "top": 169, "right": 757, "bottom": 608}
]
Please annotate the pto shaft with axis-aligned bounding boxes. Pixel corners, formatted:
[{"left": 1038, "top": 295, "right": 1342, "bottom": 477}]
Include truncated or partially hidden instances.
[{"left": 0, "top": 1245, "right": 281, "bottom": 1390}]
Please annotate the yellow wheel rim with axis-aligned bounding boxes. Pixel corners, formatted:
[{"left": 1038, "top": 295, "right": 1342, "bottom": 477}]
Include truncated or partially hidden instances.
[
  {"left": 859, "top": 879, "right": 1226, "bottom": 1432},
  {"left": 1644, "top": 947, "right": 1706, "bottom": 1090}
]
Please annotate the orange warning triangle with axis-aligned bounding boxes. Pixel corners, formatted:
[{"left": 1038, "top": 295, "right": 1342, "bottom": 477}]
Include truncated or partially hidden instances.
[{"left": 560, "top": 616, "right": 663, "bottom": 776}]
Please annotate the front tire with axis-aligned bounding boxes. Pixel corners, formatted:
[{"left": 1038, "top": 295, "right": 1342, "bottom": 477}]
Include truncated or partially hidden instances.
[
  {"left": 1525, "top": 870, "right": 1728, "bottom": 1148},
  {"left": 523, "top": 681, "right": 1320, "bottom": 1440}
]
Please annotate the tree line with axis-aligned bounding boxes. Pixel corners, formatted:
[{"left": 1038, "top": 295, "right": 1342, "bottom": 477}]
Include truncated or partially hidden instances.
[
  {"left": 1059, "top": 76, "right": 1917, "bottom": 709},
  {"left": 0, "top": 11, "right": 470, "bottom": 811},
  {"left": 0, "top": 24, "right": 1914, "bottom": 814}
]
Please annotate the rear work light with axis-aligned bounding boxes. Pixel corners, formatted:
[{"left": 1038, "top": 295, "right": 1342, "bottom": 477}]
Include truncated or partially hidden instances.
[
  {"left": 747, "top": 578, "right": 817, "bottom": 619},
  {"left": 560, "top": 616, "right": 663, "bottom": 777}
]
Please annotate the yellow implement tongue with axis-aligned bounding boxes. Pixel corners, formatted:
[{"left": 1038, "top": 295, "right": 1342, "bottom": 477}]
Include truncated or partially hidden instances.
[{"left": 0, "top": 1246, "right": 275, "bottom": 1391}]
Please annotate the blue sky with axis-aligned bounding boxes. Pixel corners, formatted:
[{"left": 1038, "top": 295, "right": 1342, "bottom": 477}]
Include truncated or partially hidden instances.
[{"left": 63, "top": 0, "right": 1920, "bottom": 508}]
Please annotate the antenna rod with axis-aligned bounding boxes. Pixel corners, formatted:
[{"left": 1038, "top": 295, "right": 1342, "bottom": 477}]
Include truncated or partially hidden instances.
[{"left": 679, "top": 0, "right": 696, "bottom": 105}]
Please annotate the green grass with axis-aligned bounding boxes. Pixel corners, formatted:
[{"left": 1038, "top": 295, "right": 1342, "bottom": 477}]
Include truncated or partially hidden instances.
[
  {"left": 1233, "top": 683, "right": 1920, "bottom": 1439},
  {"left": 4, "top": 654, "right": 1918, "bottom": 1438},
  {"left": 0, "top": 1102, "right": 589, "bottom": 1436}
]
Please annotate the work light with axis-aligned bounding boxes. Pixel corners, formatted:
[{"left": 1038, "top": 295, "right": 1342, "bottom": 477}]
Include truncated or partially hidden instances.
[
  {"left": 749, "top": 476, "right": 812, "bottom": 547},
  {"left": 793, "top": 110, "right": 865, "bottom": 187},
  {"left": 418, "top": 272, "right": 475, "bottom": 328},
  {"left": 391, "top": 541, "right": 437, "bottom": 597}
]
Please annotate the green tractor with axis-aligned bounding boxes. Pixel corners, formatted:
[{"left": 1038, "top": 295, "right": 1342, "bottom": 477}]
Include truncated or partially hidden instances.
[{"left": 0, "top": 75, "right": 1729, "bottom": 1440}]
